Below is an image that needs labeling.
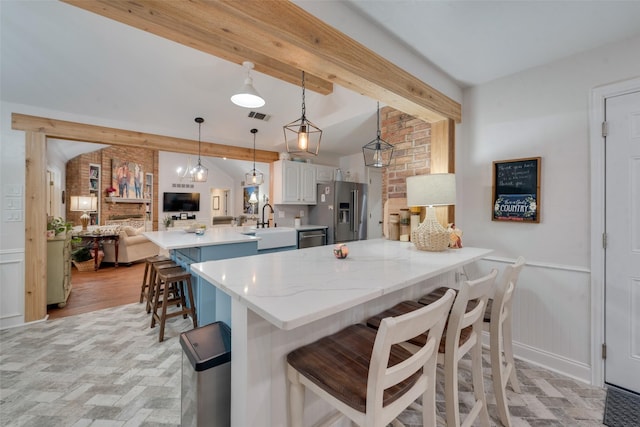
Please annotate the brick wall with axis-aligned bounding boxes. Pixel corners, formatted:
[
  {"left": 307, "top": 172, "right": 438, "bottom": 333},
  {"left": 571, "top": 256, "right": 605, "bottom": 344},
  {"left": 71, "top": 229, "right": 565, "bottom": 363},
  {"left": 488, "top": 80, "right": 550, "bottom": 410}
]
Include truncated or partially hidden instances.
[
  {"left": 66, "top": 146, "right": 158, "bottom": 228},
  {"left": 380, "top": 107, "right": 431, "bottom": 203}
]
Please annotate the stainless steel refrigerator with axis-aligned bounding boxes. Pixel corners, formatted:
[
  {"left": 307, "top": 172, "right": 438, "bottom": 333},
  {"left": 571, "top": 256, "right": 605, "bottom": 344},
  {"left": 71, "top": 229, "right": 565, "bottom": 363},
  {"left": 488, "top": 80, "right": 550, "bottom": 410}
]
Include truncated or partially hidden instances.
[{"left": 310, "top": 181, "right": 367, "bottom": 244}]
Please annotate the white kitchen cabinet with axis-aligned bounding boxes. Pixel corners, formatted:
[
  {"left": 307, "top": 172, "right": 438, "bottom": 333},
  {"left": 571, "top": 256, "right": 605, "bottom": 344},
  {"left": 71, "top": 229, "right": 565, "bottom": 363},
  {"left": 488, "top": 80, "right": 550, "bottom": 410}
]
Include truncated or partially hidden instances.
[
  {"left": 315, "top": 165, "right": 336, "bottom": 183},
  {"left": 272, "top": 160, "right": 317, "bottom": 205}
]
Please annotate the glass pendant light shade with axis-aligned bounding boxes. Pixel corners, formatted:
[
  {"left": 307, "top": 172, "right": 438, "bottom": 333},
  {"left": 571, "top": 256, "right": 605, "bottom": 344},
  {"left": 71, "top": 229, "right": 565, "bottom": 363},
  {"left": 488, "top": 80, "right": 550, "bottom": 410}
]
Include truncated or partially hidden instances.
[
  {"left": 192, "top": 117, "right": 208, "bottom": 182},
  {"left": 363, "top": 102, "right": 394, "bottom": 168},
  {"left": 284, "top": 71, "right": 321, "bottom": 156},
  {"left": 245, "top": 128, "right": 264, "bottom": 185},
  {"left": 248, "top": 191, "right": 259, "bottom": 204},
  {"left": 231, "top": 61, "right": 265, "bottom": 108}
]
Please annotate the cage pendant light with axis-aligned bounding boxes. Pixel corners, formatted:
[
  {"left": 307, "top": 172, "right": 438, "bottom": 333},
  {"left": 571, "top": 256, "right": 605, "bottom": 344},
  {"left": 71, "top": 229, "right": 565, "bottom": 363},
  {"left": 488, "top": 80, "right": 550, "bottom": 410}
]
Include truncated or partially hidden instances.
[
  {"left": 191, "top": 117, "right": 208, "bottom": 182},
  {"left": 363, "top": 102, "right": 394, "bottom": 168},
  {"left": 283, "top": 71, "right": 322, "bottom": 156},
  {"left": 245, "top": 128, "right": 264, "bottom": 185}
]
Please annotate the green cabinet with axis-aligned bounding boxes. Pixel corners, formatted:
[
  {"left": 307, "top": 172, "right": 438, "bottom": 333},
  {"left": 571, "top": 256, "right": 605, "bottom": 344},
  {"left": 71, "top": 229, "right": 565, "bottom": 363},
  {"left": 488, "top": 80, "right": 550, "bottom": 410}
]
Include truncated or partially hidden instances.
[{"left": 47, "top": 234, "right": 72, "bottom": 307}]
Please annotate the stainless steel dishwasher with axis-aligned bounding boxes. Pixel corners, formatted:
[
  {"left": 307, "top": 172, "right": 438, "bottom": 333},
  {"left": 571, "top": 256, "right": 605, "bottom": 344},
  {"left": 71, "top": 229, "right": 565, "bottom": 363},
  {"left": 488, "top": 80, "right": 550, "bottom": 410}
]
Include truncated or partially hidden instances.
[{"left": 298, "top": 229, "right": 327, "bottom": 249}]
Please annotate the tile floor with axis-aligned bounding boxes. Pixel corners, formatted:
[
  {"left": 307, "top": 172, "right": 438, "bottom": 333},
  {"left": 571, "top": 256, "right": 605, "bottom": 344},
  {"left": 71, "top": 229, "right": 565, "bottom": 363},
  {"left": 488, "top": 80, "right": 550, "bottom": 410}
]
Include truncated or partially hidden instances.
[{"left": 0, "top": 303, "right": 606, "bottom": 426}]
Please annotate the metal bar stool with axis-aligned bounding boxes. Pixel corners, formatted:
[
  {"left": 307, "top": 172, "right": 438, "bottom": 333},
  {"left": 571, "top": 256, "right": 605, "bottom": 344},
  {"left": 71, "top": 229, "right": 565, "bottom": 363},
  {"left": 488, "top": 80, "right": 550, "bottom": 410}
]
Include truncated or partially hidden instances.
[{"left": 150, "top": 266, "right": 197, "bottom": 342}]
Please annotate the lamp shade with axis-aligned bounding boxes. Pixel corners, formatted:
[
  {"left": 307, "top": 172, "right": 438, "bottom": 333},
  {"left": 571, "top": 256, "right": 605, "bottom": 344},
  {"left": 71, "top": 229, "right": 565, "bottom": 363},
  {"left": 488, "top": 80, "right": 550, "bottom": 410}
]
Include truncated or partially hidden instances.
[
  {"left": 69, "top": 196, "right": 97, "bottom": 212},
  {"left": 406, "top": 173, "right": 456, "bottom": 207},
  {"left": 231, "top": 78, "right": 265, "bottom": 108},
  {"left": 231, "top": 61, "right": 265, "bottom": 108}
]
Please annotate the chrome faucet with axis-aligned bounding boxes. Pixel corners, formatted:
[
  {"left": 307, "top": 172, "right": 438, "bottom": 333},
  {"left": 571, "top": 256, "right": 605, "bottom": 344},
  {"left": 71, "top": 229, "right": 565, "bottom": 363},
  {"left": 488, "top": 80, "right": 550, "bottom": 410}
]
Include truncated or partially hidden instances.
[{"left": 261, "top": 203, "right": 274, "bottom": 228}]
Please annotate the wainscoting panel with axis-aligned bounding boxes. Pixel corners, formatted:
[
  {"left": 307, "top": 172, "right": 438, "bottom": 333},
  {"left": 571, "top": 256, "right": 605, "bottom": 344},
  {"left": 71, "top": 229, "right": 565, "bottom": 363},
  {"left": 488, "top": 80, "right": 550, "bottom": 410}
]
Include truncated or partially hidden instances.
[
  {"left": 0, "top": 249, "right": 25, "bottom": 329},
  {"left": 477, "top": 257, "right": 592, "bottom": 383}
]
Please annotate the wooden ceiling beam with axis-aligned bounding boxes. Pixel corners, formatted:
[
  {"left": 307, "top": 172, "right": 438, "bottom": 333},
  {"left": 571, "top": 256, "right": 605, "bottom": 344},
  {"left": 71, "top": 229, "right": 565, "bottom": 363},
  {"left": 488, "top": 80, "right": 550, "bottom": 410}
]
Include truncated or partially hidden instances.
[
  {"left": 12, "top": 113, "right": 279, "bottom": 163},
  {"left": 62, "top": 0, "right": 461, "bottom": 123}
]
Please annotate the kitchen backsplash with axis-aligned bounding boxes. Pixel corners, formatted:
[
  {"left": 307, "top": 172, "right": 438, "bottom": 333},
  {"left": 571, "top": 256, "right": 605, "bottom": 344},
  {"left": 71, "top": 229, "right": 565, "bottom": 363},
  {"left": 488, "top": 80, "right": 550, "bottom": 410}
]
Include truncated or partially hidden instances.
[{"left": 273, "top": 204, "right": 310, "bottom": 227}]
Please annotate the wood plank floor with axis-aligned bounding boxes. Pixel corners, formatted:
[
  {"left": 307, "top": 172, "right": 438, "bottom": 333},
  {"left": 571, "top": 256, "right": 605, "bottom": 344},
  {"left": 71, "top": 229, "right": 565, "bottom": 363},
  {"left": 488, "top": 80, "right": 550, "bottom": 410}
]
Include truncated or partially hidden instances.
[{"left": 47, "top": 261, "right": 145, "bottom": 319}]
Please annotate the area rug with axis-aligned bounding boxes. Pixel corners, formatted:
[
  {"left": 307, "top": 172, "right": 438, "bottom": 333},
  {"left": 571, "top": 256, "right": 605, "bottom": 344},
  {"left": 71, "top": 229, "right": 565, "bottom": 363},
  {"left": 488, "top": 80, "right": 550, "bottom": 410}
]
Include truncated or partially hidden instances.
[{"left": 603, "top": 384, "right": 640, "bottom": 427}]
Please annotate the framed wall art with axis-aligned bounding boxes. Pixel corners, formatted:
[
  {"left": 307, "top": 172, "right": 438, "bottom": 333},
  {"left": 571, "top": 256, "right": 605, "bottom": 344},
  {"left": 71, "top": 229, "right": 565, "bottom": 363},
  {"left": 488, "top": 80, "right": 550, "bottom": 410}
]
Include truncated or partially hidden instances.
[{"left": 492, "top": 157, "right": 541, "bottom": 223}]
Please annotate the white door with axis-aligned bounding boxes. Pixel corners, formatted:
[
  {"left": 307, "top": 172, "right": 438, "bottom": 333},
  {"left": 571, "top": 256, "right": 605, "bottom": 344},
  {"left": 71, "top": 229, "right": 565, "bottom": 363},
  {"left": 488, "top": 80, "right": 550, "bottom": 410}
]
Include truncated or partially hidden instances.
[
  {"left": 367, "top": 168, "right": 383, "bottom": 239},
  {"left": 605, "top": 90, "right": 640, "bottom": 393}
]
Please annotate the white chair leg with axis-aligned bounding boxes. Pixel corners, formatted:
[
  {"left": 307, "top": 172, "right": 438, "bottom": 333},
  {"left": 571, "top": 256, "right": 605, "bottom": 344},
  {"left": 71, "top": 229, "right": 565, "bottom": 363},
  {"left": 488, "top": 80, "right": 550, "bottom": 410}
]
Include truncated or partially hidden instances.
[
  {"left": 491, "top": 323, "right": 511, "bottom": 427},
  {"left": 287, "top": 365, "right": 305, "bottom": 427},
  {"left": 422, "top": 383, "right": 437, "bottom": 427},
  {"left": 503, "top": 319, "right": 521, "bottom": 393},
  {"left": 444, "top": 358, "right": 461, "bottom": 427},
  {"left": 471, "top": 340, "right": 491, "bottom": 427}
]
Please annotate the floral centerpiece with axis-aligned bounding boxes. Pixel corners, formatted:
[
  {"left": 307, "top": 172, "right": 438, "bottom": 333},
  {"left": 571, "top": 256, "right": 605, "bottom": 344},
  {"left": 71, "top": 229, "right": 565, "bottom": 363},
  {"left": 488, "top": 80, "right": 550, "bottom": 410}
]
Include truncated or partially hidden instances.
[{"left": 47, "top": 216, "right": 72, "bottom": 240}]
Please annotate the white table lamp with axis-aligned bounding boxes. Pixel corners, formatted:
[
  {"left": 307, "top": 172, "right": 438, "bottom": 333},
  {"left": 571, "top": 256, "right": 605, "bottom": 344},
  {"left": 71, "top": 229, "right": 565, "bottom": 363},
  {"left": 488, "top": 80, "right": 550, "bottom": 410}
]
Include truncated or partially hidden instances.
[
  {"left": 406, "top": 173, "right": 456, "bottom": 251},
  {"left": 70, "top": 196, "right": 98, "bottom": 231}
]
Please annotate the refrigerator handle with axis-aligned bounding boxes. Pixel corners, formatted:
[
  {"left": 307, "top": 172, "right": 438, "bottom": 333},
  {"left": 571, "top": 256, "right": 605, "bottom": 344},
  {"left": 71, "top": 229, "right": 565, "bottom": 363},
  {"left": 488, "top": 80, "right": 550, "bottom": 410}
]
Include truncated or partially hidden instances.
[{"left": 351, "top": 189, "right": 358, "bottom": 233}]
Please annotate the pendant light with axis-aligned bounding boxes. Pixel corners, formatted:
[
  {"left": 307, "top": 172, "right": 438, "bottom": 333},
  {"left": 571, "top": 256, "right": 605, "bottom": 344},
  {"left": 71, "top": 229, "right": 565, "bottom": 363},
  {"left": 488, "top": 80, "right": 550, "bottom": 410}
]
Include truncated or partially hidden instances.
[
  {"left": 245, "top": 128, "right": 264, "bottom": 185},
  {"left": 230, "top": 61, "right": 265, "bottom": 109},
  {"left": 362, "top": 102, "right": 394, "bottom": 168},
  {"left": 191, "top": 117, "right": 208, "bottom": 182},
  {"left": 283, "top": 71, "right": 322, "bottom": 156}
]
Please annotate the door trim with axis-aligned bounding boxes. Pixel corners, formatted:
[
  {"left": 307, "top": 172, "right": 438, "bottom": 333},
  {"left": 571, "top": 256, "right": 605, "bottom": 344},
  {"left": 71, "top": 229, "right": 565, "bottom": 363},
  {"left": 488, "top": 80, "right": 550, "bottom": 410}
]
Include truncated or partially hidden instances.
[{"left": 589, "top": 76, "right": 640, "bottom": 386}]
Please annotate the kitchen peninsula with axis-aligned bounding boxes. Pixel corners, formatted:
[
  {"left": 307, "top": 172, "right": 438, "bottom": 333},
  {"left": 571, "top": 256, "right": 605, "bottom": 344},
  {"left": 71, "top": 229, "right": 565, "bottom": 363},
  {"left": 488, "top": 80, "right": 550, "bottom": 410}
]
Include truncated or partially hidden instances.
[
  {"left": 143, "top": 227, "right": 259, "bottom": 326},
  {"left": 143, "top": 226, "right": 299, "bottom": 325},
  {"left": 190, "top": 240, "right": 492, "bottom": 426}
]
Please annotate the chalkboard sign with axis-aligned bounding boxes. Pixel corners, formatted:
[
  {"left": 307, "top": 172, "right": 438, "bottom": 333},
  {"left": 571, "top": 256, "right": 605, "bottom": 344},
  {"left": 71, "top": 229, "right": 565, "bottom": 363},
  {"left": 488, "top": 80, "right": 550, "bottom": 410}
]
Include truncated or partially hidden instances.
[{"left": 492, "top": 157, "right": 541, "bottom": 223}]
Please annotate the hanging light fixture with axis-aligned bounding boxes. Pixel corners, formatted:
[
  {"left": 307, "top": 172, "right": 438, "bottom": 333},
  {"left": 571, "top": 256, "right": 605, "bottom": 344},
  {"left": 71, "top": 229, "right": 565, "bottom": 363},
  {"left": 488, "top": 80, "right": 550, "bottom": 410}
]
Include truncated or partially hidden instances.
[
  {"left": 245, "top": 128, "right": 264, "bottom": 186},
  {"left": 191, "top": 117, "right": 208, "bottom": 182},
  {"left": 362, "top": 102, "right": 394, "bottom": 168},
  {"left": 283, "top": 70, "right": 322, "bottom": 156},
  {"left": 230, "top": 61, "right": 265, "bottom": 109}
]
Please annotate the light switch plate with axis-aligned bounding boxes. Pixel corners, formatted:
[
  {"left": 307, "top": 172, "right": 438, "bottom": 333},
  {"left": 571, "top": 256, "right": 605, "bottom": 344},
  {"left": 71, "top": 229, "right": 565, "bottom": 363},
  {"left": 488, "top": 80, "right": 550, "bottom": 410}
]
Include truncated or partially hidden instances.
[
  {"left": 299, "top": 210, "right": 304, "bottom": 217},
  {"left": 278, "top": 211, "right": 285, "bottom": 218},
  {"left": 3, "top": 210, "right": 23, "bottom": 222},
  {"left": 4, "top": 197, "right": 22, "bottom": 210}
]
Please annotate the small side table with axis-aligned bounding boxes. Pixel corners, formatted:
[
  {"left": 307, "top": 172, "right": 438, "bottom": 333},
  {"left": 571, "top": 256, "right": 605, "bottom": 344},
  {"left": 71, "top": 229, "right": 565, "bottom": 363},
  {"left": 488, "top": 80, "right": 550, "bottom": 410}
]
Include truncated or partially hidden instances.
[{"left": 73, "top": 233, "right": 119, "bottom": 271}]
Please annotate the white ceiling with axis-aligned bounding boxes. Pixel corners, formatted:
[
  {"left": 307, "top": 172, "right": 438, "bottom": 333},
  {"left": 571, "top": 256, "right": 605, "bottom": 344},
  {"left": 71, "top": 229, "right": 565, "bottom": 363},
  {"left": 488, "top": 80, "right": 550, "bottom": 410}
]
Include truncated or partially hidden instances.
[{"left": 3, "top": 0, "right": 640, "bottom": 165}]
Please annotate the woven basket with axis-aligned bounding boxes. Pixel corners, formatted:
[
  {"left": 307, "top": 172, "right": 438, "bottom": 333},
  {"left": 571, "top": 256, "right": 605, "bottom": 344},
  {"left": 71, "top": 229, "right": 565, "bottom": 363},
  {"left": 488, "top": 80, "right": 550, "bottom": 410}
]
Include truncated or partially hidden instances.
[
  {"left": 411, "top": 217, "right": 451, "bottom": 252},
  {"left": 73, "top": 252, "right": 104, "bottom": 271}
]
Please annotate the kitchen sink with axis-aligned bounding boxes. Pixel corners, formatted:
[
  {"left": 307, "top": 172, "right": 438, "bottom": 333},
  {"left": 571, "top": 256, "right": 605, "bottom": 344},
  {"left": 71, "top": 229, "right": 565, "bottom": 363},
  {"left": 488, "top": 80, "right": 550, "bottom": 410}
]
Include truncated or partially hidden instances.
[{"left": 240, "top": 227, "right": 297, "bottom": 250}]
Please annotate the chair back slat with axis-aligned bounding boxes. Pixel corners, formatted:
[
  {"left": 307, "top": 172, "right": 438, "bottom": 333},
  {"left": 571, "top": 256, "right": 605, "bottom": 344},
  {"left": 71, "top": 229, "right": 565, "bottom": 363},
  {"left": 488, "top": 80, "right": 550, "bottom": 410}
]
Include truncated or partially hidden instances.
[
  {"left": 366, "top": 289, "right": 456, "bottom": 421},
  {"left": 446, "top": 269, "right": 498, "bottom": 353},
  {"left": 491, "top": 256, "right": 525, "bottom": 326}
]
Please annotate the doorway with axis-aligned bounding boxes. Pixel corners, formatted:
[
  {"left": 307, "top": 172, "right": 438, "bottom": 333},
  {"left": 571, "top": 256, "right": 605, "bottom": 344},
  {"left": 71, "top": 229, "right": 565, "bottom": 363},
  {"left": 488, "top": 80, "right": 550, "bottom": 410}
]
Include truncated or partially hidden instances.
[
  {"left": 211, "top": 188, "right": 230, "bottom": 218},
  {"left": 590, "top": 77, "right": 640, "bottom": 389},
  {"left": 604, "top": 89, "right": 640, "bottom": 393}
]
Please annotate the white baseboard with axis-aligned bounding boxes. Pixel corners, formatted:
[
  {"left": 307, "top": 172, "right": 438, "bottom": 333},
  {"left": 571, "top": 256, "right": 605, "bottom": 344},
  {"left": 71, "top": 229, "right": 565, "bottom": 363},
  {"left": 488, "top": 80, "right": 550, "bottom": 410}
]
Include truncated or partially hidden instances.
[{"left": 482, "top": 331, "right": 593, "bottom": 385}]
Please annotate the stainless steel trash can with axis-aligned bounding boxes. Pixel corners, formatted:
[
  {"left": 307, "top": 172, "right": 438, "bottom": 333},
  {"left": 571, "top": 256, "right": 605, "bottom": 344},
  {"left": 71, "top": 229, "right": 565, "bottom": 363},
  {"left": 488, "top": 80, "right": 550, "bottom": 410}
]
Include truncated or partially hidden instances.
[{"left": 180, "top": 322, "right": 231, "bottom": 427}]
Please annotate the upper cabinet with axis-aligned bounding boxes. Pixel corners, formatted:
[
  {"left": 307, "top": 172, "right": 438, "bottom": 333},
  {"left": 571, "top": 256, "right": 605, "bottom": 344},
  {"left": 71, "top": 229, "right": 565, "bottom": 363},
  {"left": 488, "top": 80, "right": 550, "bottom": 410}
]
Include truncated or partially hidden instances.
[
  {"left": 272, "top": 160, "right": 317, "bottom": 205},
  {"left": 315, "top": 165, "right": 336, "bottom": 183}
]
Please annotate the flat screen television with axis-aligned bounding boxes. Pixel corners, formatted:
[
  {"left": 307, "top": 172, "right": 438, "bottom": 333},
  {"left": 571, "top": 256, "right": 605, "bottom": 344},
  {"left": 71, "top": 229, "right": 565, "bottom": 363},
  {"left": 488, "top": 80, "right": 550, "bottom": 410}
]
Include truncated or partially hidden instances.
[{"left": 162, "top": 192, "right": 200, "bottom": 212}]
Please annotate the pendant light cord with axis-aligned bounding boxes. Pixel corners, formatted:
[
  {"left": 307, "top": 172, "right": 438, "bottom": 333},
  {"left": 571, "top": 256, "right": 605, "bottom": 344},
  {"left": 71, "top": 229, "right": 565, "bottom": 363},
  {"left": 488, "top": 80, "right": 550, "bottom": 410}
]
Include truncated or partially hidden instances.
[
  {"left": 300, "top": 71, "right": 306, "bottom": 121},
  {"left": 251, "top": 128, "right": 258, "bottom": 174},
  {"left": 376, "top": 101, "right": 381, "bottom": 140}
]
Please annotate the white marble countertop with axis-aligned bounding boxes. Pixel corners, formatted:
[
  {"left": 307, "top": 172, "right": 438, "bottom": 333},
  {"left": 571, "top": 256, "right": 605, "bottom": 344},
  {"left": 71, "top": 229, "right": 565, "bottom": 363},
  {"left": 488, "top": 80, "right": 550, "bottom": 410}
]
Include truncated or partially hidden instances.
[
  {"left": 143, "top": 228, "right": 258, "bottom": 250},
  {"left": 191, "top": 239, "right": 492, "bottom": 330}
]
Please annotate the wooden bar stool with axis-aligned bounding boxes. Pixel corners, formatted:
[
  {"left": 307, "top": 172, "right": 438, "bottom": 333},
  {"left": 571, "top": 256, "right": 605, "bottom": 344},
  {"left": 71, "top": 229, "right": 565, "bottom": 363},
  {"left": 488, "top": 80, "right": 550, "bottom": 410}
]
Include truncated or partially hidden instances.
[
  {"left": 145, "top": 260, "right": 180, "bottom": 313},
  {"left": 366, "top": 269, "right": 497, "bottom": 427},
  {"left": 482, "top": 256, "right": 525, "bottom": 427},
  {"left": 150, "top": 266, "right": 197, "bottom": 342},
  {"left": 286, "top": 289, "right": 455, "bottom": 427},
  {"left": 140, "top": 255, "right": 171, "bottom": 311}
]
